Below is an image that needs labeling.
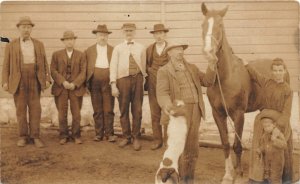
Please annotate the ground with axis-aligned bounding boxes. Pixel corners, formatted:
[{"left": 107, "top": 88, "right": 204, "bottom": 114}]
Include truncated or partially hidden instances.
[{"left": 0, "top": 126, "right": 252, "bottom": 184}]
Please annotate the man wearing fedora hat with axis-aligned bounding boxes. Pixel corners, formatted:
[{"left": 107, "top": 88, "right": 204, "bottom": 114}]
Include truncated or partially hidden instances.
[
  {"left": 2, "top": 16, "right": 51, "bottom": 148},
  {"left": 110, "top": 23, "right": 147, "bottom": 151},
  {"left": 156, "top": 43, "right": 217, "bottom": 183},
  {"left": 85, "top": 24, "right": 116, "bottom": 142},
  {"left": 145, "top": 23, "right": 170, "bottom": 150},
  {"left": 51, "top": 31, "right": 86, "bottom": 145}
]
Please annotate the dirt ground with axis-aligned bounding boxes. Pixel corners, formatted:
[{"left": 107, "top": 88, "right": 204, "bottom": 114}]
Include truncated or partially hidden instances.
[{"left": 0, "top": 125, "right": 253, "bottom": 184}]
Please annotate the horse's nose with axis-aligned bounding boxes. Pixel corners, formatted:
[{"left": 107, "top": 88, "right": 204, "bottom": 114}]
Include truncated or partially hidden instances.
[{"left": 203, "top": 47, "right": 213, "bottom": 55}]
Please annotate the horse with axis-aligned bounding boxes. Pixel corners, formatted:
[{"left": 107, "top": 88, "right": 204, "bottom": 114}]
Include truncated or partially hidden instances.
[{"left": 201, "top": 3, "right": 289, "bottom": 183}]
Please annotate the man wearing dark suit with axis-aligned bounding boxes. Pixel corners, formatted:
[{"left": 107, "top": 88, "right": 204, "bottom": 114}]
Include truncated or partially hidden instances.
[
  {"left": 51, "top": 31, "right": 86, "bottom": 145},
  {"left": 145, "top": 24, "right": 169, "bottom": 150},
  {"left": 2, "top": 16, "right": 51, "bottom": 148},
  {"left": 156, "top": 43, "right": 217, "bottom": 184},
  {"left": 85, "top": 25, "right": 116, "bottom": 142}
]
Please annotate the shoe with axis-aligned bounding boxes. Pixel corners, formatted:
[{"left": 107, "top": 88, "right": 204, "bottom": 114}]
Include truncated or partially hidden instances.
[
  {"left": 107, "top": 135, "right": 117, "bottom": 142},
  {"left": 133, "top": 139, "right": 141, "bottom": 151},
  {"left": 34, "top": 139, "right": 45, "bottom": 148},
  {"left": 93, "top": 136, "right": 103, "bottom": 142},
  {"left": 17, "top": 138, "right": 27, "bottom": 147},
  {"left": 60, "top": 138, "right": 68, "bottom": 145},
  {"left": 151, "top": 141, "right": 163, "bottom": 150},
  {"left": 75, "top": 138, "right": 82, "bottom": 144},
  {"left": 118, "top": 138, "right": 131, "bottom": 148}
]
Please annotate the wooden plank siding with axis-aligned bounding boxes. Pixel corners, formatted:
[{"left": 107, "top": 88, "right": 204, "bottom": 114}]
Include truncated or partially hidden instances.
[{"left": 0, "top": 1, "right": 299, "bottom": 98}]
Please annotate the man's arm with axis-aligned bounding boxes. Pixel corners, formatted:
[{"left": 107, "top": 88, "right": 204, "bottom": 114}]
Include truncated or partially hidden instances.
[
  {"left": 72, "top": 53, "right": 87, "bottom": 87},
  {"left": 41, "top": 43, "right": 51, "bottom": 83},
  {"left": 198, "top": 63, "right": 217, "bottom": 87},
  {"left": 156, "top": 68, "right": 172, "bottom": 114},
  {"left": 50, "top": 52, "right": 66, "bottom": 86},
  {"left": 2, "top": 43, "right": 10, "bottom": 87},
  {"left": 109, "top": 46, "right": 119, "bottom": 84},
  {"left": 141, "top": 47, "right": 147, "bottom": 77},
  {"left": 276, "top": 90, "right": 292, "bottom": 138},
  {"left": 144, "top": 46, "right": 151, "bottom": 91},
  {"left": 246, "top": 64, "right": 267, "bottom": 87}
]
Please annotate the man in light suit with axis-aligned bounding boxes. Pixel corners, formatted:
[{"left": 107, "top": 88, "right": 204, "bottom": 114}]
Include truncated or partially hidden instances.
[
  {"left": 110, "top": 23, "right": 147, "bottom": 151},
  {"left": 2, "top": 16, "right": 51, "bottom": 148},
  {"left": 51, "top": 31, "right": 86, "bottom": 145},
  {"left": 85, "top": 25, "right": 116, "bottom": 142},
  {"left": 156, "top": 43, "right": 216, "bottom": 183}
]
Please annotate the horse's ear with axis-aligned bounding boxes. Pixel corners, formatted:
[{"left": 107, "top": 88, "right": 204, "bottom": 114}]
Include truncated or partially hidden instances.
[
  {"left": 201, "top": 3, "right": 208, "bottom": 16},
  {"left": 219, "top": 6, "right": 228, "bottom": 17}
]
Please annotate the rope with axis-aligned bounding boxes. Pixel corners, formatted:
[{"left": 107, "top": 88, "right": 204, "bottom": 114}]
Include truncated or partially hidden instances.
[
  {"left": 215, "top": 65, "right": 246, "bottom": 147},
  {"left": 206, "top": 33, "right": 246, "bottom": 147}
]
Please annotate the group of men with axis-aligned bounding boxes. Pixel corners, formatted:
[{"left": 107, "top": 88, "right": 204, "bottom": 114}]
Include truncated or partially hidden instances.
[{"left": 2, "top": 16, "right": 218, "bottom": 183}]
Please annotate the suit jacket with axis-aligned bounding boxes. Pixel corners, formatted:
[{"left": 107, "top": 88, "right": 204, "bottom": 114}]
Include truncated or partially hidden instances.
[
  {"left": 144, "top": 42, "right": 169, "bottom": 90},
  {"left": 156, "top": 59, "right": 216, "bottom": 124},
  {"left": 85, "top": 44, "right": 113, "bottom": 89},
  {"left": 146, "top": 41, "right": 168, "bottom": 69},
  {"left": 2, "top": 38, "right": 51, "bottom": 94},
  {"left": 50, "top": 49, "right": 86, "bottom": 96}
]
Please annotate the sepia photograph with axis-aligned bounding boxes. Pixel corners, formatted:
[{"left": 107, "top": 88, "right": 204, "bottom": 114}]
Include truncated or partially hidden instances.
[{"left": 0, "top": 0, "right": 300, "bottom": 183}]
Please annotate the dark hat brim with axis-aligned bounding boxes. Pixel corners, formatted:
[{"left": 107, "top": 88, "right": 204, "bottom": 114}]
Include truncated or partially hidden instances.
[
  {"left": 150, "top": 29, "right": 169, "bottom": 34},
  {"left": 92, "top": 30, "right": 112, "bottom": 34},
  {"left": 165, "top": 44, "right": 188, "bottom": 53},
  {"left": 60, "top": 36, "right": 78, "bottom": 41},
  {"left": 16, "top": 23, "right": 35, "bottom": 27}
]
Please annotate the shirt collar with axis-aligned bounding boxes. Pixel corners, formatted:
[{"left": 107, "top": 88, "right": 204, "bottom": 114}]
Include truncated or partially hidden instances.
[
  {"left": 20, "top": 37, "right": 32, "bottom": 43},
  {"left": 65, "top": 49, "right": 74, "bottom": 57},
  {"left": 155, "top": 41, "right": 166, "bottom": 48},
  {"left": 97, "top": 43, "right": 107, "bottom": 49}
]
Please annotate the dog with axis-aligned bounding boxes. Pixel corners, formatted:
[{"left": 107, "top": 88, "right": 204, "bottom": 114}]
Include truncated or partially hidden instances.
[{"left": 155, "top": 100, "right": 188, "bottom": 184}]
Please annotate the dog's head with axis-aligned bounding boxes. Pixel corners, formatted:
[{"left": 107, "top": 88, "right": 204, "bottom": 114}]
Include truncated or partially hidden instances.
[{"left": 156, "top": 168, "right": 179, "bottom": 184}]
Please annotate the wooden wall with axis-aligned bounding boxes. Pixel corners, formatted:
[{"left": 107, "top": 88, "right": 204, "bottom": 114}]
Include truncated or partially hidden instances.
[{"left": 0, "top": 1, "right": 299, "bottom": 97}]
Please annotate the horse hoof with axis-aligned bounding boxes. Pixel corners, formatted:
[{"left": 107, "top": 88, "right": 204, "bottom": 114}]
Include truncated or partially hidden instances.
[
  {"left": 235, "top": 168, "right": 243, "bottom": 177},
  {"left": 221, "top": 178, "right": 234, "bottom": 184},
  {"left": 221, "top": 174, "right": 234, "bottom": 184}
]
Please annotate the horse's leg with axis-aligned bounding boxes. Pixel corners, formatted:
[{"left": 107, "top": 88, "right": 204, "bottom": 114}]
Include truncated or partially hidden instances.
[
  {"left": 212, "top": 108, "right": 234, "bottom": 183},
  {"left": 231, "top": 110, "right": 245, "bottom": 177}
]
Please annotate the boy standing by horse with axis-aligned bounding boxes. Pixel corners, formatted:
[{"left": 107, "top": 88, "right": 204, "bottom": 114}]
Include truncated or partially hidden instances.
[{"left": 256, "top": 118, "right": 287, "bottom": 184}]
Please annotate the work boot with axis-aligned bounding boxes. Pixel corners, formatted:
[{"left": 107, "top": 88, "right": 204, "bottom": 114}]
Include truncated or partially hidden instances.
[
  {"left": 133, "top": 138, "right": 141, "bottom": 151},
  {"left": 107, "top": 135, "right": 117, "bottom": 142},
  {"left": 151, "top": 140, "right": 163, "bottom": 150},
  {"left": 17, "top": 138, "right": 27, "bottom": 147},
  {"left": 93, "top": 136, "right": 103, "bottom": 142},
  {"left": 34, "top": 138, "right": 45, "bottom": 148},
  {"left": 75, "top": 138, "right": 83, "bottom": 144},
  {"left": 118, "top": 138, "right": 131, "bottom": 148},
  {"left": 60, "top": 138, "right": 68, "bottom": 145}
]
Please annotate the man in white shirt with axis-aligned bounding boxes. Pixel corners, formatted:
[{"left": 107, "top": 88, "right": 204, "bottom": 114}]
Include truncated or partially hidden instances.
[
  {"left": 145, "top": 24, "right": 169, "bottom": 150},
  {"left": 85, "top": 25, "right": 116, "bottom": 143},
  {"left": 51, "top": 31, "right": 87, "bottom": 145},
  {"left": 110, "top": 23, "right": 147, "bottom": 151}
]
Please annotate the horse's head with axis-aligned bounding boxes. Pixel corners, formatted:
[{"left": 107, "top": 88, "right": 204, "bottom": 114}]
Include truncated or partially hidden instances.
[{"left": 201, "top": 3, "right": 228, "bottom": 61}]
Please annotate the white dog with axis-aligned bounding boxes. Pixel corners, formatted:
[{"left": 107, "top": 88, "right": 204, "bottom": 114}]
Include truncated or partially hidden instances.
[{"left": 155, "top": 100, "right": 188, "bottom": 184}]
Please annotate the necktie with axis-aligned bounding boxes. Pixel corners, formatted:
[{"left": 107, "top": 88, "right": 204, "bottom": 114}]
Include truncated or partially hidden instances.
[{"left": 127, "top": 42, "right": 134, "bottom": 45}]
